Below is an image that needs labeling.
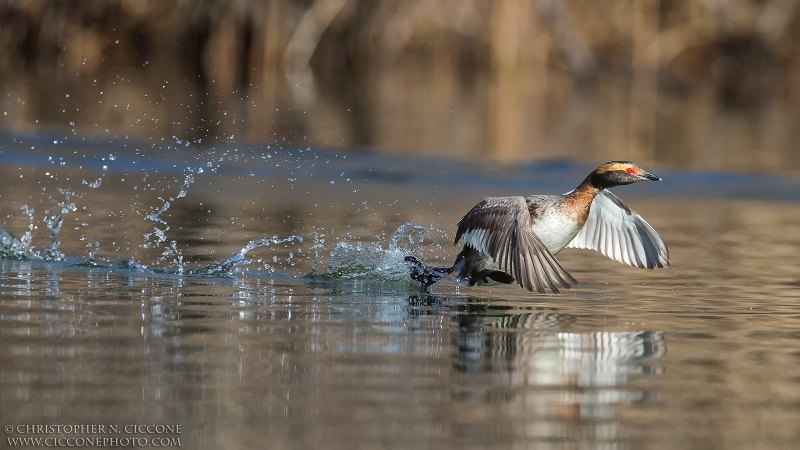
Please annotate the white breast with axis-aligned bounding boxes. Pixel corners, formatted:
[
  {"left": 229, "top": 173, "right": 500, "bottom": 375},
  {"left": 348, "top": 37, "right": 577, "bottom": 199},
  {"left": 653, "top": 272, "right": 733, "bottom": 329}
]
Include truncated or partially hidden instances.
[{"left": 531, "top": 211, "right": 583, "bottom": 254}]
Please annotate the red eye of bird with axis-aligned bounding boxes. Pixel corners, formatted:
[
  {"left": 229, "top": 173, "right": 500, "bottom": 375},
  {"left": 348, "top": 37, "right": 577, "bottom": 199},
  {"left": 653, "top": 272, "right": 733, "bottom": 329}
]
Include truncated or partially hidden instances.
[{"left": 625, "top": 167, "right": 634, "bottom": 174}]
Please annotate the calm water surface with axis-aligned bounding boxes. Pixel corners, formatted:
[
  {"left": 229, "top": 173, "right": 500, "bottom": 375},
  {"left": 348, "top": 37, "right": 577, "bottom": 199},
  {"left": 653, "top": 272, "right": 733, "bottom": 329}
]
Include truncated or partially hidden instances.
[{"left": 1, "top": 141, "right": 800, "bottom": 449}]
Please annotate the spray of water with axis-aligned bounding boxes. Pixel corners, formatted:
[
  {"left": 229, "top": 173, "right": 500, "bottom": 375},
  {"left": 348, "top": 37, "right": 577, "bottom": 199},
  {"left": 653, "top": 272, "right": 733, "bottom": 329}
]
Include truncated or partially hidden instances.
[
  {"left": 0, "top": 143, "right": 444, "bottom": 290},
  {"left": 325, "top": 221, "right": 449, "bottom": 284},
  {"left": 0, "top": 225, "right": 29, "bottom": 260},
  {"left": 142, "top": 169, "right": 199, "bottom": 272},
  {"left": 188, "top": 235, "right": 303, "bottom": 276},
  {"left": 19, "top": 205, "right": 36, "bottom": 255},
  {"left": 0, "top": 190, "right": 77, "bottom": 261},
  {"left": 43, "top": 190, "right": 78, "bottom": 261}
]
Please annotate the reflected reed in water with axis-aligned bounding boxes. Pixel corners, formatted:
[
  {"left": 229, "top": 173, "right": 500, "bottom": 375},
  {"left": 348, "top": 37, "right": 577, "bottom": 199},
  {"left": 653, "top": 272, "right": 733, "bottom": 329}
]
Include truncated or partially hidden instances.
[{"left": 2, "top": 1, "right": 800, "bottom": 174}]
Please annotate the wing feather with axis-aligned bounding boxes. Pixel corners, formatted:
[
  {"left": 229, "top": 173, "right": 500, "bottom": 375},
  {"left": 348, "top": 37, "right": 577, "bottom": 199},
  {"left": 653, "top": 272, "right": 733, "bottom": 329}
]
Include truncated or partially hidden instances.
[
  {"left": 611, "top": 226, "right": 622, "bottom": 263},
  {"left": 455, "top": 197, "right": 577, "bottom": 293},
  {"left": 626, "top": 227, "right": 646, "bottom": 267},
  {"left": 566, "top": 190, "right": 669, "bottom": 268},
  {"left": 619, "top": 229, "right": 632, "bottom": 266},
  {"left": 598, "top": 223, "right": 607, "bottom": 259}
]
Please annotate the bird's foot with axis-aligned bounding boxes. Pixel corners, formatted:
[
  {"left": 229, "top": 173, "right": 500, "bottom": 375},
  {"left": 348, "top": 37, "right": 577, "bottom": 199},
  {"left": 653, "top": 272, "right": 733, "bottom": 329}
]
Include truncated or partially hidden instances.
[{"left": 404, "top": 255, "right": 452, "bottom": 288}]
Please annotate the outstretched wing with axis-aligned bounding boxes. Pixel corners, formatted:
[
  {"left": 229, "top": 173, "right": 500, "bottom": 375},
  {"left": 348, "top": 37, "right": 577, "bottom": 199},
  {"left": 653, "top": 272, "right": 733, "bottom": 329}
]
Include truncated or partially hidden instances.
[
  {"left": 455, "top": 196, "right": 578, "bottom": 294},
  {"left": 566, "top": 190, "right": 669, "bottom": 268}
]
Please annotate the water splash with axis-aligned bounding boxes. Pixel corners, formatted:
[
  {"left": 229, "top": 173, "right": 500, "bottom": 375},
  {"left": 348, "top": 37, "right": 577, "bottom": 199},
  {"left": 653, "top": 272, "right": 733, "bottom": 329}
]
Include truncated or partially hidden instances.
[
  {"left": 0, "top": 225, "right": 31, "bottom": 260},
  {"left": 43, "top": 190, "right": 77, "bottom": 261},
  {"left": 1, "top": 143, "right": 446, "bottom": 291},
  {"left": 325, "top": 221, "right": 449, "bottom": 283},
  {"left": 115, "top": 258, "right": 151, "bottom": 272},
  {"left": 0, "top": 192, "right": 76, "bottom": 261},
  {"left": 188, "top": 235, "right": 303, "bottom": 276},
  {"left": 142, "top": 170, "right": 198, "bottom": 271},
  {"left": 19, "top": 205, "right": 36, "bottom": 254},
  {"left": 389, "top": 221, "right": 449, "bottom": 256},
  {"left": 82, "top": 178, "right": 102, "bottom": 189},
  {"left": 308, "top": 231, "right": 327, "bottom": 275},
  {"left": 160, "top": 240, "right": 185, "bottom": 274}
]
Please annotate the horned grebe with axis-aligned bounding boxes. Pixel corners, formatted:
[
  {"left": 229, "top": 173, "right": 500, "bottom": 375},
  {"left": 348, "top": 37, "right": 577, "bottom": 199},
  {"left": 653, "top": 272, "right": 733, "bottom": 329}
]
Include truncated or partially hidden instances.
[{"left": 405, "top": 161, "right": 669, "bottom": 294}]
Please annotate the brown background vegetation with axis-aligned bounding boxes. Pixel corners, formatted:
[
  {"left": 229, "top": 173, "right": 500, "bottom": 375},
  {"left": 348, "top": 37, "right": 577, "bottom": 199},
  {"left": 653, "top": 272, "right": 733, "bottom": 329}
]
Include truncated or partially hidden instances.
[{"left": 2, "top": 0, "right": 800, "bottom": 173}]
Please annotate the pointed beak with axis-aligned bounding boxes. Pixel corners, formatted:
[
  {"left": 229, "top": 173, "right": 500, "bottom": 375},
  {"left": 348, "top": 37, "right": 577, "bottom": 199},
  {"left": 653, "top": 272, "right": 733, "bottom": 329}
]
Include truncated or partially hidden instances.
[{"left": 639, "top": 171, "right": 661, "bottom": 181}]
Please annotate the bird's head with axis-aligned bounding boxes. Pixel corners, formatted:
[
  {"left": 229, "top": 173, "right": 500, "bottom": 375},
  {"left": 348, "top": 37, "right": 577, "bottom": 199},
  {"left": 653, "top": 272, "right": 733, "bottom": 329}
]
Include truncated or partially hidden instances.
[{"left": 590, "top": 161, "right": 661, "bottom": 189}]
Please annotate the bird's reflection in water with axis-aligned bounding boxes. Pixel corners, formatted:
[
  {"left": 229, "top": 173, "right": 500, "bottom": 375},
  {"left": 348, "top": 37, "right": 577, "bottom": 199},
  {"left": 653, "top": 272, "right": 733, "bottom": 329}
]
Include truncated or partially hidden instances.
[{"left": 411, "top": 295, "right": 666, "bottom": 445}]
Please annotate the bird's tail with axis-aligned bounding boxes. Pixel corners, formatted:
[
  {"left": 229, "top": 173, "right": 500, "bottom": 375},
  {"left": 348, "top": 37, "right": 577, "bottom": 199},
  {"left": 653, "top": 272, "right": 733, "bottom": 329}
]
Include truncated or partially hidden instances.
[{"left": 404, "top": 256, "right": 453, "bottom": 288}]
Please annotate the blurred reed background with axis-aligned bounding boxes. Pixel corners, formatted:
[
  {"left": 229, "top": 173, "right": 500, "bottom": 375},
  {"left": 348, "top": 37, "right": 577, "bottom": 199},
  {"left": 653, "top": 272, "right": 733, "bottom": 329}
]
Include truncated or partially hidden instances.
[{"left": 1, "top": 0, "right": 800, "bottom": 173}]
